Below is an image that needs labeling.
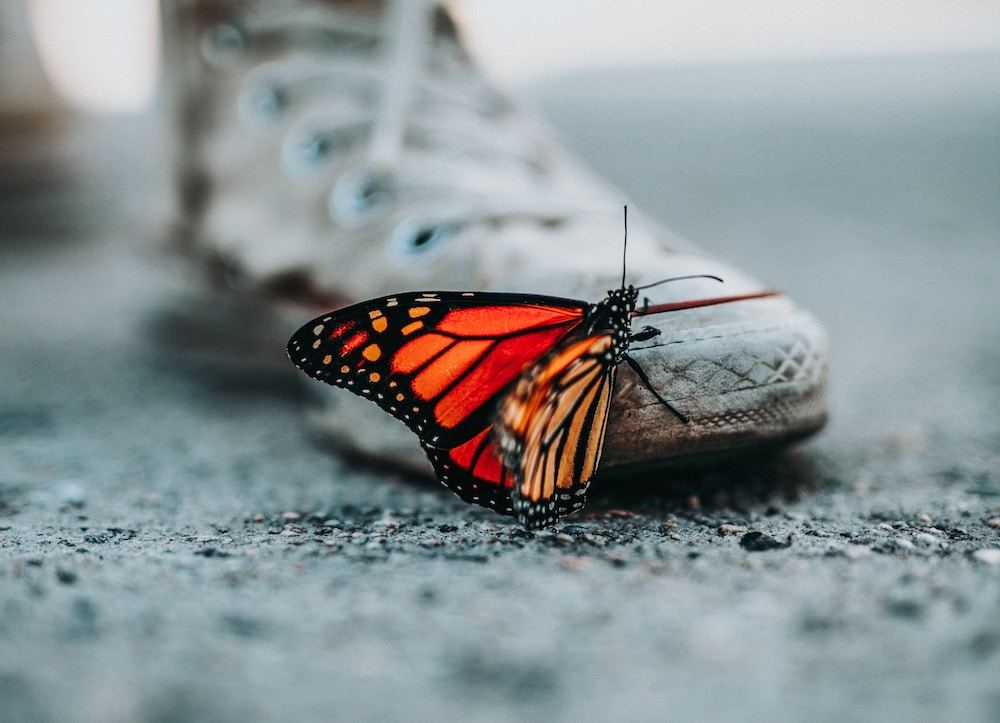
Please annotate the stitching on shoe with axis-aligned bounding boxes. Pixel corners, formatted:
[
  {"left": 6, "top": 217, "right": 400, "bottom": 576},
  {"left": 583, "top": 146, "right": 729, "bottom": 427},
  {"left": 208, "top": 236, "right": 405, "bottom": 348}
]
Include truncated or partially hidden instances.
[{"left": 627, "top": 381, "right": 828, "bottom": 415}]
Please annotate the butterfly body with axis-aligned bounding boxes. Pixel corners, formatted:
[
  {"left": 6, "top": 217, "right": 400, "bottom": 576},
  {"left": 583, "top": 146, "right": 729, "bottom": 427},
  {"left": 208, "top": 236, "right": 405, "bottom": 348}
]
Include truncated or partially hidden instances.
[{"left": 580, "top": 286, "right": 639, "bottom": 358}]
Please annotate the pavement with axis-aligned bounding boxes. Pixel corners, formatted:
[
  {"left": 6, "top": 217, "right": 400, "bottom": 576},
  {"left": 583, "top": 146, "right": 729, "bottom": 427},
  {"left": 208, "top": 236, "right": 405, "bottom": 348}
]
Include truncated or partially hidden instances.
[{"left": 2, "top": 52, "right": 999, "bottom": 722}]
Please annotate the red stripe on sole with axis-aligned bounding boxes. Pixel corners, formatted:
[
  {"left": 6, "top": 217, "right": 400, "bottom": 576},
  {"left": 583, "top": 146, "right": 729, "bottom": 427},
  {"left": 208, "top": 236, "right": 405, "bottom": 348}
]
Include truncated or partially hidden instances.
[{"left": 633, "top": 290, "right": 780, "bottom": 317}]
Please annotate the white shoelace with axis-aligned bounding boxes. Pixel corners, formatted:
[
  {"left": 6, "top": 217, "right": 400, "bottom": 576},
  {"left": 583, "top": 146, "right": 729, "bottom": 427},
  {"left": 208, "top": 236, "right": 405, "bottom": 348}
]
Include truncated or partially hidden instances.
[{"left": 203, "top": 0, "right": 606, "bottom": 260}]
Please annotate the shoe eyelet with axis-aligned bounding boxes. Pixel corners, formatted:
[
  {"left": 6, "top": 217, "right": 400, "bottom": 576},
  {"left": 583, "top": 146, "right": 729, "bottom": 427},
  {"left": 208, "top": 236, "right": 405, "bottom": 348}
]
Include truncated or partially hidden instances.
[
  {"left": 388, "top": 218, "right": 455, "bottom": 261},
  {"left": 329, "top": 167, "right": 393, "bottom": 226},
  {"left": 200, "top": 23, "right": 246, "bottom": 66},
  {"left": 283, "top": 131, "right": 333, "bottom": 173},
  {"left": 238, "top": 83, "right": 289, "bottom": 125}
]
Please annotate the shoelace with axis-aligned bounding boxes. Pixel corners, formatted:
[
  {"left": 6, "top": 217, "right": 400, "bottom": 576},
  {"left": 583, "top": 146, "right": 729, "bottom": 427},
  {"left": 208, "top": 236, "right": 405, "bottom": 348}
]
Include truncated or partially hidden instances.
[{"left": 201, "top": 0, "right": 606, "bottom": 261}]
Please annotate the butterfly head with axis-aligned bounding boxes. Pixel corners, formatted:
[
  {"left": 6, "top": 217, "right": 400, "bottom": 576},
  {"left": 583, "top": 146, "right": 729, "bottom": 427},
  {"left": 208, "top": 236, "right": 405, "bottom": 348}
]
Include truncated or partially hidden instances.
[{"left": 608, "top": 284, "right": 640, "bottom": 313}]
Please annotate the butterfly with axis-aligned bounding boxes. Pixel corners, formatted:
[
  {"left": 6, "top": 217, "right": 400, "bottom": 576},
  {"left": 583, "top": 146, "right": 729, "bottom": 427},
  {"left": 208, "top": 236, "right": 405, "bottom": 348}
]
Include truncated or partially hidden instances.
[{"left": 287, "top": 214, "right": 776, "bottom": 528}]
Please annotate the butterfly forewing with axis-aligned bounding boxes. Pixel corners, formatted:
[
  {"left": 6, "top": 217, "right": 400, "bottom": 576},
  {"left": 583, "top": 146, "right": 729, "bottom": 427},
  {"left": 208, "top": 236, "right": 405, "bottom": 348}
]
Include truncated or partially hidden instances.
[{"left": 496, "top": 333, "right": 618, "bottom": 528}]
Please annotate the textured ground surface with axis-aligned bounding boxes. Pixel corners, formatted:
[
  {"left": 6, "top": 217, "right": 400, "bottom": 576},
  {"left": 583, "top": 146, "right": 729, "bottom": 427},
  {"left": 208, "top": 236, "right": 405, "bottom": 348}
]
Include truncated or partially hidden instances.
[{"left": 2, "top": 53, "right": 1000, "bottom": 722}]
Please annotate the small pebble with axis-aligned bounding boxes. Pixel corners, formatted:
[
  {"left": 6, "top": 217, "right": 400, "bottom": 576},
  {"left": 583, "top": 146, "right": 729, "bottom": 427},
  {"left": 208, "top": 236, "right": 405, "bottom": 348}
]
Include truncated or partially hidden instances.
[
  {"left": 251, "top": 514, "right": 265, "bottom": 523},
  {"left": 194, "top": 547, "right": 229, "bottom": 558},
  {"left": 986, "top": 518, "right": 1000, "bottom": 529},
  {"left": 56, "top": 568, "right": 77, "bottom": 584},
  {"left": 281, "top": 512, "right": 301, "bottom": 521},
  {"left": 56, "top": 481, "right": 87, "bottom": 509},
  {"left": 916, "top": 512, "right": 932, "bottom": 525},
  {"left": 718, "top": 524, "right": 748, "bottom": 536},
  {"left": 605, "top": 554, "right": 628, "bottom": 568},
  {"left": 884, "top": 598, "right": 924, "bottom": 619},
  {"left": 740, "top": 531, "right": 790, "bottom": 552},
  {"left": 972, "top": 549, "right": 1000, "bottom": 566}
]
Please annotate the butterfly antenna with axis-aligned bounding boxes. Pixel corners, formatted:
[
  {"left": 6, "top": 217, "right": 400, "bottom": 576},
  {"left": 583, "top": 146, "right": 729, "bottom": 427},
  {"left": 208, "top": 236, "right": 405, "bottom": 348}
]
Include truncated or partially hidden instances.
[
  {"left": 635, "top": 274, "right": 724, "bottom": 291},
  {"left": 622, "top": 205, "right": 628, "bottom": 290}
]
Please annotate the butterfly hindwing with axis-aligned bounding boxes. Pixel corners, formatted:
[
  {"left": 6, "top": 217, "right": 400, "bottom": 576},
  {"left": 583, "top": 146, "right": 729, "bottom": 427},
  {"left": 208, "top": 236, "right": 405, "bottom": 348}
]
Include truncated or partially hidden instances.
[
  {"left": 496, "top": 333, "right": 618, "bottom": 528},
  {"left": 421, "top": 427, "right": 513, "bottom": 514},
  {"left": 423, "top": 422, "right": 594, "bottom": 520}
]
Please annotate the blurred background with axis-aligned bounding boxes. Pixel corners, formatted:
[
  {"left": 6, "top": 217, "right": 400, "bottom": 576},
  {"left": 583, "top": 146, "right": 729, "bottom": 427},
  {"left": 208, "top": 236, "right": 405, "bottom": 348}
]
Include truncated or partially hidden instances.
[{"left": 3, "top": 1, "right": 999, "bottom": 721}]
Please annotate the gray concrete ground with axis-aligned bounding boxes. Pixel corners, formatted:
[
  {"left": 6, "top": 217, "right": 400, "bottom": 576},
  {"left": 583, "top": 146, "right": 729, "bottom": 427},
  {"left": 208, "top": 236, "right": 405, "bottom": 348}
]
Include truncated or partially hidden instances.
[{"left": 2, "top": 53, "right": 999, "bottom": 722}]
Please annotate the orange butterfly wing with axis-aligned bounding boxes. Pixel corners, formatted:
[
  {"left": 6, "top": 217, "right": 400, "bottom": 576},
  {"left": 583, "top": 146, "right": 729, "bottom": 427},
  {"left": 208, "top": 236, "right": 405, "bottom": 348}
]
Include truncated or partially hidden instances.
[
  {"left": 495, "top": 333, "right": 617, "bottom": 528},
  {"left": 422, "top": 427, "right": 514, "bottom": 514},
  {"left": 288, "top": 292, "right": 586, "bottom": 512}
]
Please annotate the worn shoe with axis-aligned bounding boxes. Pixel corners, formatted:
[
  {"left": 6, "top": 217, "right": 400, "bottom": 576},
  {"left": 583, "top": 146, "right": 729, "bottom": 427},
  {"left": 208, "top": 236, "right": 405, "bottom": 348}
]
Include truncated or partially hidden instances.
[{"left": 164, "top": 0, "right": 828, "bottom": 474}]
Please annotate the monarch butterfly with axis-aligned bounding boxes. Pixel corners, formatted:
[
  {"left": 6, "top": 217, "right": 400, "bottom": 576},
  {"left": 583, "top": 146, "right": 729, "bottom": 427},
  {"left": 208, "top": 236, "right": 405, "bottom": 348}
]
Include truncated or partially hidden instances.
[{"left": 287, "top": 210, "right": 776, "bottom": 528}]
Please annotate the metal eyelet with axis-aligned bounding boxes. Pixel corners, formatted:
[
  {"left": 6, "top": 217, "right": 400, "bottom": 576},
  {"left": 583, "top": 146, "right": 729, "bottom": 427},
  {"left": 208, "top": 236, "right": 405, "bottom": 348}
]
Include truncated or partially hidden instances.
[
  {"left": 329, "top": 166, "right": 393, "bottom": 227},
  {"left": 237, "top": 83, "right": 289, "bottom": 126},
  {"left": 283, "top": 127, "right": 364, "bottom": 175},
  {"left": 283, "top": 130, "right": 334, "bottom": 174},
  {"left": 200, "top": 23, "right": 246, "bottom": 66},
  {"left": 388, "top": 218, "right": 455, "bottom": 260}
]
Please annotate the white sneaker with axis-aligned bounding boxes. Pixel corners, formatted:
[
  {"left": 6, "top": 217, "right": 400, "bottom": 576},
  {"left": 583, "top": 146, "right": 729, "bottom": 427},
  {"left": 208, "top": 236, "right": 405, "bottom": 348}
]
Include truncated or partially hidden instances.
[{"left": 165, "top": 0, "right": 828, "bottom": 475}]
